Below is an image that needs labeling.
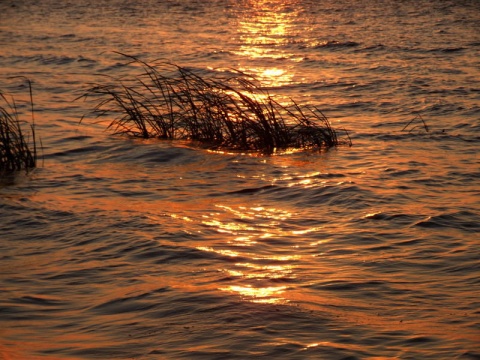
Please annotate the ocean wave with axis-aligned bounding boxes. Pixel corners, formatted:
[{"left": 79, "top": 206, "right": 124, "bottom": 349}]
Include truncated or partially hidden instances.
[
  {"left": 363, "top": 212, "right": 422, "bottom": 226},
  {"left": 415, "top": 211, "right": 480, "bottom": 233}
]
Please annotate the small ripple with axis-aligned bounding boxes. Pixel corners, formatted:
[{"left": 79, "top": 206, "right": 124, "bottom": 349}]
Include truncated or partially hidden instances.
[
  {"left": 46, "top": 144, "right": 111, "bottom": 160},
  {"left": 301, "top": 40, "right": 361, "bottom": 50},
  {"left": 228, "top": 184, "right": 278, "bottom": 195},
  {"left": 363, "top": 212, "right": 422, "bottom": 226},
  {"left": 89, "top": 288, "right": 169, "bottom": 315},
  {"left": 415, "top": 211, "right": 480, "bottom": 232}
]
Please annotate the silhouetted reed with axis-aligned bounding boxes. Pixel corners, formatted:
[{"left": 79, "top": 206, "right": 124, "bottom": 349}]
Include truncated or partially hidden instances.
[
  {"left": 80, "top": 54, "right": 342, "bottom": 154},
  {"left": 0, "top": 80, "right": 38, "bottom": 174},
  {"left": 402, "top": 113, "right": 429, "bottom": 133}
]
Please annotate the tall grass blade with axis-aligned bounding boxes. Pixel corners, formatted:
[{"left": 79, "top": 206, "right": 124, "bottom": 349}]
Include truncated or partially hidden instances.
[{"left": 0, "top": 79, "right": 39, "bottom": 174}]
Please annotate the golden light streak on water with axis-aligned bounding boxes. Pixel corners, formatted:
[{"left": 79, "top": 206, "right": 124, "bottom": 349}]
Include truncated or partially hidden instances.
[
  {"left": 233, "top": 0, "right": 303, "bottom": 86},
  {"left": 197, "top": 246, "right": 241, "bottom": 258},
  {"left": 197, "top": 203, "right": 309, "bottom": 304},
  {"left": 201, "top": 204, "right": 294, "bottom": 237},
  {"left": 292, "top": 226, "right": 324, "bottom": 235},
  {"left": 228, "top": 262, "right": 295, "bottom": 279},
  {"left": 219, "top": 285, "right": 288, "bottom": 304},
  {"left": 201, "top": 218, "right": 258, "bottom": 233}
]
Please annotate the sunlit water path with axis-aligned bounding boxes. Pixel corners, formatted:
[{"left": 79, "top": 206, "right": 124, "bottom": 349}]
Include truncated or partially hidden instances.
[{"left": 1, "top": 0, "right": 479, "bottom": 359}]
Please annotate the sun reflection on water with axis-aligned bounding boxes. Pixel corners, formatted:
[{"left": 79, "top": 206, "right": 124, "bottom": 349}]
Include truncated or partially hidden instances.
[
  {"left": 232, "top": 0, "right": 305, "bottom": 86},
  {"left": 197, "top": 203, "right": 312, "bottom": 304},
  {"left": 219, "top": 285, "right": 288, "bottom": 304},
  {"left": 184, "top": 170, "right": 334, "bottom": 305},
  {"left": 228, "top": 262, "right": 295, "bottom": 279}
]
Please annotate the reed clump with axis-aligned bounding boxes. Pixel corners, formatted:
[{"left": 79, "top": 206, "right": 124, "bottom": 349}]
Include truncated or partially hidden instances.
[
  {"left": 80, "top": 54, "right": 342, "bottom": 154},
  {"left": 0, "top": 81, "right": 38, "bottom": 174}
]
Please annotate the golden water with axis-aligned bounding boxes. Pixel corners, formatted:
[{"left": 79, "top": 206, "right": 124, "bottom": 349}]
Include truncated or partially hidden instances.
[{"left": 1, "top": 0, "right": 479, "bottom": 359}]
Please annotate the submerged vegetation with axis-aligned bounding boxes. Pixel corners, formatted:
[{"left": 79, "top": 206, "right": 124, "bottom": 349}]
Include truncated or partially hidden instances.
[
  {"left": 80, "top": 54, "right": 345, "bottom": 154},
  {"left": 0, "top": 80, "right": 38, "bottom": 174}
]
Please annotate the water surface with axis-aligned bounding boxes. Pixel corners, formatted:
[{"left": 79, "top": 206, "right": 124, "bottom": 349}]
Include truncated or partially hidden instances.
[{"left": 1, "top": 1, "right": 479, "bottom": 359}]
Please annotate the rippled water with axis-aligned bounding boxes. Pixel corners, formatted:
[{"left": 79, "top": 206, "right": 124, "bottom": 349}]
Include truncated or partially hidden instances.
[{"left": 1, "top": 0, "right": 479, "bottom": 359}]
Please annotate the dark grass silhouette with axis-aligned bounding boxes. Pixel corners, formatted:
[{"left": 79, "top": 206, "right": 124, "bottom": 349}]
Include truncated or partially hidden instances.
[
  {"left": 80, "top": 54, "right": 345, "bottom": 154},
  {"left": 0, "top": 80, "right": 38, "bottom": 174}
]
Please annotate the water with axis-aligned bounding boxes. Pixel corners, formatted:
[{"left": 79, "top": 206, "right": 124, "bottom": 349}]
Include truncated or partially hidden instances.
[{"left": 1, "top": 0, "right": 479, "bottom": 359}]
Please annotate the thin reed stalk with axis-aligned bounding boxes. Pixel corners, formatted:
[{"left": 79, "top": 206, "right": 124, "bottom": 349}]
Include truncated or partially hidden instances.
[
  {"left": 402, "top": 113, "right": 429, "bottom": 133},
  {"left": 0, "top": 80, "right": 38, "bottom": 174},
  {"left": 79, "top": 54, "right": 344, "bottom": 154}
]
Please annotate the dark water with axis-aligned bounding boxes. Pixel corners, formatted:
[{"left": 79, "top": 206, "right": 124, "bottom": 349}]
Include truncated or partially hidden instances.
[{"left": 1, "top": 0, "right": 479, "bottom": 359}]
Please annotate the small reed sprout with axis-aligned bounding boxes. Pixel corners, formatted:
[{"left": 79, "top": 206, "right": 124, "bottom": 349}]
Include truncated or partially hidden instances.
[
  {"left": 402, "top": 113, "right": 429, "bottom": 133},
  {"left": 80, "top": 54, "right": 344, "bottom": 154},
  {"left": 0, "top": 79, "right": 38, "bottom": 174}
]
